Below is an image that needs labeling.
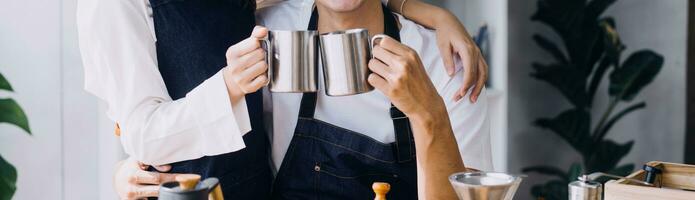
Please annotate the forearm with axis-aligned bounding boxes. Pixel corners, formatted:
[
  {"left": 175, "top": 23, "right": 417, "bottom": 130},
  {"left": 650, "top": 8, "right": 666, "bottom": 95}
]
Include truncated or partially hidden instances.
[
  {"left": 409, "top": 101, "right": 465, "bottom": 200},
  {"left": 386, "top": 0, "right": 454, "bottom": 29},
  {"left": 222, "top": 67, "right": 246, "bottom": 107},
  {"left": 79, "top": 0, "right": 252, "bottom": 165},
  {"left": 121, "top": 72, "right": 251, "bottom": 165}
]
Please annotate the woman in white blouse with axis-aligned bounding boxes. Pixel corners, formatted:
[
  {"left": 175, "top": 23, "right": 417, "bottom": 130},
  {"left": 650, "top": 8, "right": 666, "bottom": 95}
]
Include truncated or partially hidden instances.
[{"left": 78, "top": 0, "right": 489, "bottom": 199}]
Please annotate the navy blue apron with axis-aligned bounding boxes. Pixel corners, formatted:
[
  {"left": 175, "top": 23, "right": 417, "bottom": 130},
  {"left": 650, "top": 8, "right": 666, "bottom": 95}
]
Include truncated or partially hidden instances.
[
  {"left": 149, "top": 0, "right": 272, "bottom": 199},
  {"left": 271, "top": 5, "right": 418, "bottom": 200}
]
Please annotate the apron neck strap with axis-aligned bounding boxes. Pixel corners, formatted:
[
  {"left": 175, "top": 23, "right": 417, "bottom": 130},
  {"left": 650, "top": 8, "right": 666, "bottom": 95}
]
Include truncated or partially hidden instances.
[
  {"left": 297, "top": 6, "right": 320, "bottom": 119},
  {"left": 299, "top": 4, "right": 402, "bottom": 119},
  {"left": 298, "top": 5, "right": 416, "bottom": 163}
]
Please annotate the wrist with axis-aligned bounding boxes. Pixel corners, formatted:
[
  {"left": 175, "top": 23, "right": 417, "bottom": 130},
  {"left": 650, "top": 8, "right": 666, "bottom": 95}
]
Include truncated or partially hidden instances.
[
  {"left": 222, "top": 67, "right": 244, "bottom": 104},
  {"left": 407, "top": 100, "right": 448, "bottom": 129},
  {"left": 435, "top": 10, "right": 458, "bottom": 29}
]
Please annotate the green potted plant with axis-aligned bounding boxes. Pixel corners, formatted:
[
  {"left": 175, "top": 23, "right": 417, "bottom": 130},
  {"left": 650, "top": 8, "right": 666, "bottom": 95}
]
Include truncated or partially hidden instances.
[
  {"left": 0, "top": 71, "right": 31, "bottom": 200},
  {"left": 522, "top": 0, "right": 664, "bottom": 199}
]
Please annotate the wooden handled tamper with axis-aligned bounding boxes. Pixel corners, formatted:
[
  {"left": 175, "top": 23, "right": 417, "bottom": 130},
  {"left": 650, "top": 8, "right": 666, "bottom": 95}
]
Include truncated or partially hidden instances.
[
  {"left": 176, "top": 174, "right": 201, "bottom": 191},
  {"left": 372, "top": 182, "right": 390, "bottom": 200}
]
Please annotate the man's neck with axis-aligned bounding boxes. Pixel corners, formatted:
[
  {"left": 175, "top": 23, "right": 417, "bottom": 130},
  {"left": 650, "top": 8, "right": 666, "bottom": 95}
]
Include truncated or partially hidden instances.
[{"left": 316, "top": 1, "right": 384, "bottom": 36}]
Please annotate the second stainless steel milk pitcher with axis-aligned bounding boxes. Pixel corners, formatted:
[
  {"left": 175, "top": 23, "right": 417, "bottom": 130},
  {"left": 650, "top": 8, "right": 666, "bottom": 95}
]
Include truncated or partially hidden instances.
[
  {"left": 261, "top": 30, "right": 319, "bottom": 93},
  {"left": 319, "top": 29, "right": 387, "bottom": 96}
]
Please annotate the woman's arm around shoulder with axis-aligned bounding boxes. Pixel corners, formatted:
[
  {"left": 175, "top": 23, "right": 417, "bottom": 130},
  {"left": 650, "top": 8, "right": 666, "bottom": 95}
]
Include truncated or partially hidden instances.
[{"left": 386, "top": 0, "right": 489, "bottom": 103}]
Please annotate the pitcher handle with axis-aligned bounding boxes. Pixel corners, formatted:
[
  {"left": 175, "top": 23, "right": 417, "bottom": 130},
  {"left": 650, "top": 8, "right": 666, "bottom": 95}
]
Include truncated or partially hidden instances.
[
  {"left": 209, "top": 184, "right": 224, "bottom": 200},
  {"left": 260, "top": 37, "right": 272, "bottom": 86},
  {"left": 370, "top": 34, "right": 388, "bottom": 59}
]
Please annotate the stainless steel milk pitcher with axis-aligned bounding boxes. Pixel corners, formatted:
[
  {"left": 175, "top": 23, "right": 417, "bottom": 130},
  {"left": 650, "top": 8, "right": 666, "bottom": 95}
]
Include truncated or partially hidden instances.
[
  {"left": 262, "top": 30, "right": 319, "bottom": 93},
  {"left": 319, "top": 29, "right": 387, "bottom": 96}
]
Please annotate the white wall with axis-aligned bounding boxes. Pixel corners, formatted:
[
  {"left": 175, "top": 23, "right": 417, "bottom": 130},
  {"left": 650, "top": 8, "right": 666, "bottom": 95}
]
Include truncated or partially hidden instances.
[
  {"left": 0, "top": 0, "right": 120, "bottom": 199},
  {"left": 0, "top": 0, "right": 64, "bottom": 199},
  {"left": 507, "top": 0, "right": 688, "bottom": 199}
]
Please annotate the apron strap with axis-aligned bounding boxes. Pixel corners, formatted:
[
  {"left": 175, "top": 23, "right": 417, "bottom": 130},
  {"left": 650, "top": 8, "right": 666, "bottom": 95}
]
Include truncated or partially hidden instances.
[
  {"left": 298, "top": 9, "right": 320, "bottom": 119},
  {"left": 297, "top": 5, "right": 416, "bottom": 163},
  {"left": 390, "top": 105, "right": 415, "bottom": 163},
  {"left": 381, "top": 6, "right": 415, "bottom": 163}
]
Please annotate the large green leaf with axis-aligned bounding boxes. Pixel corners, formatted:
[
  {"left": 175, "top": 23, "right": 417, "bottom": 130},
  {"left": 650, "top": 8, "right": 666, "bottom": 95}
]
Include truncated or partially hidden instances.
[
  {"left": 522, "top": 165, "right": 568, "bottom": 180},
  {"left": 532, "top": 180, "right": 568, "bottom": 200},
  {"left": 588, "top": 19, "right": 624, "bottom": 106},
  {"left": 0, "top": 155, "right": 17, "bottom": 200},
  {"left": 531, "top": 63, "right": 589, "bottom": 108},
  {"left": 581, "top": 26, "right": 605, "bottom": 77},
  {"left": 540, "top": 179, "right": 569, "bottom": 200},
  {"left": 0, "top": 98, "right": 31, "bottom": 134},
  {"left": 535, "top": 108, "right": 592, "bottom": 155},
  {"left": 585, "top": 140, "right": 634, "bottom": 173},
  {"left": 566, "top": 163, "right": 583, "bottom": 182},
  {"left": 534, "top": 34, "right": 568, "bottom": 64},
  {"left": 600, "top": 18, "right": 624, "bottom": 66},
  {"left": 533, "top": 0, "right": 608, "bottom": 74},
  {"left": 586, "top": 0, "right": 618, "bottom": 21},
  {"left": 594, "top": 102, "right": 646, "bottom": 141},
  {"left": 530, "top": 184, "right": 544, "bottom": 198},
  {"left": 0, "top": 73, "right": 12, "bottom": 92},
  {"left": 609, "top": 50, "right": 664, "bottom": 101},
  {"left": 532, "top": 0, "right": 585, "bottom": 37},
  {"left": 588, "top": 57, "right": 612, "bottom": 106}
]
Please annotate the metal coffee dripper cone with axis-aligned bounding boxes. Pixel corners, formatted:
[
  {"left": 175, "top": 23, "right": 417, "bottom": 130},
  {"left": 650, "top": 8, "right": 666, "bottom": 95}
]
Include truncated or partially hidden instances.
[{"left": 449, "top": 172, "right": 524, "bottom": 200}]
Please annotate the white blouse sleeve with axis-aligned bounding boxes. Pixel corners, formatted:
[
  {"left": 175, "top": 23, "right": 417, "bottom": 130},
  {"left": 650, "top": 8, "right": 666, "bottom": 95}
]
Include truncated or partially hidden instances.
[
  {"left": 436, "top": 57, "right": 493, "bottom": 171},
  {"left": 445, "top": 86, "right": 494, "bottom": 171},
  {"left": 403, "top": 16, "right": 494, "bottom": 171},
  {"left": 77, "top": 0, "right": 252, "bottom": 165},
  {"left": 256, "top": 0, "right": 283, "bottom": 8}
]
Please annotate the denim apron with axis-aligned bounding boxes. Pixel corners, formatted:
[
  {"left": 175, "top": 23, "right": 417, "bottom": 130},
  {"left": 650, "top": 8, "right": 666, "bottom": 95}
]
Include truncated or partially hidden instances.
[
  {"left": 271, "top": 6, "right": 418, "bottom": 200},
  {"left": 149, "top": 0, "right": 272, "bottom": 199}
]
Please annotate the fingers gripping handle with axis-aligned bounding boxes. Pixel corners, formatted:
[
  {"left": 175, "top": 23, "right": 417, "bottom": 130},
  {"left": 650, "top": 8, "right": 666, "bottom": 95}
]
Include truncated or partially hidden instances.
[
  {"left": 370, "top": 34, "right": 388, "bottom": 59},
  {"left": 368, "top": 34, "right": 388, "bottom": 86},
  {"left": 260, "top": 37, "right": 272, "bottom": 86}
]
